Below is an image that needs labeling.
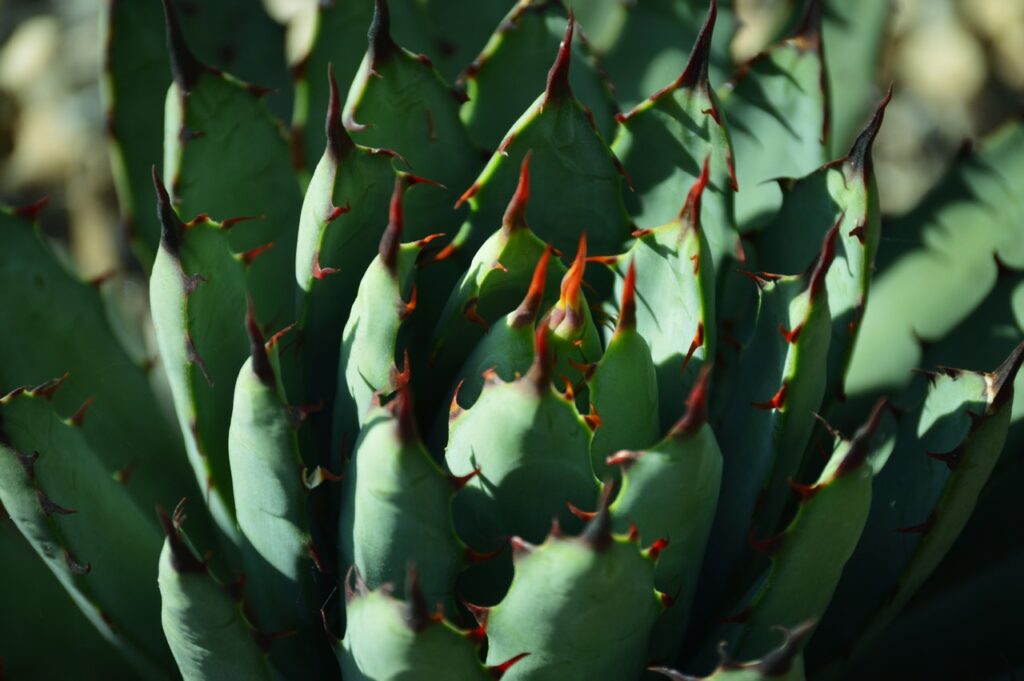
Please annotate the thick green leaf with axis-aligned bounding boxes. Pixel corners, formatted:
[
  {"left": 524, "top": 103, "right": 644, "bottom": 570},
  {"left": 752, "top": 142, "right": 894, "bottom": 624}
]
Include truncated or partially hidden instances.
[
  {"left": 460, "top": 0, "right": 617, "bottom": 150},
  {"left": 611, "top": 0, "right": 740, "bottom": 271},
  {"left": 0, "top": 389, "right": 168, "bottom": 678},
  {"left": 719, "top": 3, "right": 829, "bottom": 231},
  {"left": 0, "top": 207, "right": 194, "bottom": 517},
  {"left": 457, "top": 16, "right": 632, "bottom": 259},
  {"left": 848, "top": 121, "right": 1024, "bottom": 396}
]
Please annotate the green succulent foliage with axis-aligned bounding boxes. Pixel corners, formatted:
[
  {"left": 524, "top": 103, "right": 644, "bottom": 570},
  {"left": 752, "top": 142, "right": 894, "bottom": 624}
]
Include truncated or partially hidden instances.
[{"left": 5, "top": 0, "right": 1024, "bottom": 679}]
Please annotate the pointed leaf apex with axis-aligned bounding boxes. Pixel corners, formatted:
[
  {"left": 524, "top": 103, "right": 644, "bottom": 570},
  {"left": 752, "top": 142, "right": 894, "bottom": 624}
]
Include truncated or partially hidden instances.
[
  {"left": 379, "top": 178, "right": 404, "bottom": 272},
  {"left": 837, "top": 398, "right": 886, "bottom": 476},
  {"left": 677, "top": 0, "right": 717, "bottom": 89},
  {"left": 245, "top": 299, "right": 274, "bottom": 386},
  {"left": 156, "top": 502, "right": 206, "bottom": 574},
  {"left": 502, "top": 151, "right": 532, "bottom": 231},
  {"left": 511, "top": 246, "right": 552, "bottom": 328},
  {"left": 669, "top": 365, "right": 712, "bottom": 438},
  {"left": 581, "top": 480, "right": 616, "bottom": 551},
  {"left": 544, "top": 11, "right": 574, "bottom": 103},
  {"left": 987, "top": 339, "right": 1024, "bottom": 411},
  {"left": 326, "top": 63, "right": 355, "bottom": 159},
  {"left": 808, "top": 216, "right": 839, "bottom": 299},
  {"left": 152, "top": 166, "right": 183, "bottom": 256},
  {"left": 160, "top": 0, "right": 203, "bottom": 91},
  {"left": 526, "top": 325, "right": 554, "bottom": 390},
  {"left": 369, "top": 0, "right": 397, "bottom": 66},
  {"left": 844, "top": 83, "right": 893, "bottom": 176}
]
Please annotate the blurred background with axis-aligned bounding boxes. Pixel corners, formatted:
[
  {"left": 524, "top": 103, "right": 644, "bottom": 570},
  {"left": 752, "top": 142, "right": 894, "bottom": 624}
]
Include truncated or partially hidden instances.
[{"left": 0, "top": 0, "right": 1022, "bottom": 276}]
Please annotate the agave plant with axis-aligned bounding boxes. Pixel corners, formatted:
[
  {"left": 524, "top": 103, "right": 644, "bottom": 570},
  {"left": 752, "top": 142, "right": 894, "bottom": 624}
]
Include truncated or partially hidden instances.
[{"left": 2, "top": 0, "right": 1023, "bottom": 679}]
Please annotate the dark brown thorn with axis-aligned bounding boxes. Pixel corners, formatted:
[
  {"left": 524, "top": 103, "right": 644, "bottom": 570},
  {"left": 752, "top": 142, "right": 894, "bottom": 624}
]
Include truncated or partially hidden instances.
[
  {"left": 312, "top": 251, "right": 340, "bottom": 280},
  {"left": 616, "top": 259, "right": 638, "bottom": 333},
  {"left": 461, "top": 596, "right": 490, "bottom": 627},
  {"left": 185, "top": 334, "right": 214, "bottom": 387},
  {"left": 37, "top": 491, "right": 76, "bottom": 516},
  {"left": 449, "top": 468, "right": 480, "bottom": 491},
  {"left": 681, "top": 321, "right": 705, "bottom": 374},
  {"left": 526, "top": 325, "right": 554, "bottom": 391},
  {"left": 156, "top": 503, "right": 206, "bottom": 574},
  {"left": 509, "top": 536, "right": 535, "bottom": 558},
  {"left": 253, "top": 629, "right": 297, "bottom": 653},
  {"left": 848, "top": 224, "right": 866, "bottom": 244},
  {"left": 455, "top": 181, "right": 480, "bottom": 209},
  {"left": 584, "top": 402, "right": 602, "bottom": 431},
  {"left": 344, "top": 565, "right": 370, "bottom": 605},
  {"left": 303, "top": 465, "right": 342, "bottom": 489},
  {"left": 896, "top": 512, "right": 935, "bottom": 535},
  {"left": 489, "top": 652, "right": 530, "bottom": 679},
  {"left": 679, "top": 156, "right": 711, "bottom": 230},
  {"left": 750, "top": 530, "right": 787, "bottom": 557},
  {"left": 64, "top": 549, "right": 91, "bottom": 575},
  {"left": 789, "top": 478, "right": 819, "bottom": 502},
  {"left": 326, "top": 201, "right": 352, "bottom": 224},
  {"left": 544, "top": 11, "right": 574, "bottom": 104},
  {"left": 645, "top": 537, "right": 669, "bottom": 561},
  {"left": 837, "top": 397, "right": 886, "bottom": 476},
  {"left": 676, "top": 0, "right": 717, "bottom": 89},
  {"left": 13, "top": 450, "right": 38, "bottom": 477},
  {"left": 266, "top": 323, "right": 296, "bottom": 351},
  {"left": 388, "top": 382, "right": 418, "bottom": 444},
  {"left": 399, "top": 284, "right": 417, "bottom": 321},
  {"left": 402, "top": 564, "right": 435, "bottom": 632},
  {"left": 561, "top": 376, "right": 576, "bottom": 402},
  {"left": 510, "top": 247, "right": 552, "bottom": 328},
  {"left": 779, "top": 322, "right": 802, "bottom": 344},
  {"left": 32, "top": 373, "right": 69, "bottom": 400},
  {"left": 558, "top": 232, "right": 588, "bottom": 312},
  {"left": 843, "top": 83, "right": 893, "bottom": 176},
  {"left": 581, "top": 479, "right": 616, "bottom": 551},
  {"left": 114, "top": 461, "right": 137, "bottom": 485},
  {"left": 463, "top": 298, "right": 490, "bottom": 331},
  {"left": 502, "top": 151, "right": 532, "bottom": 231},
  {"left": 812, "top": 412, "right": 845, "bottom": 442},
  {"left": 220, "top": 215, "right": 264, "bottom": 231},
  {"left": 152, "top": 166, "right": 183, "bottom": 257},
  {"left": 790, "top": 0, "right": 823, "bottom": 52},
  {"left": 464, "top": 545, "right": 503, "bottom": 565},
  {"left": 68, "top": 396, "right": 95, "bottom": 427},
  {"left": 926, "top": 447, "right": 964, "bottom": 471},
  {"left": 647, "top": 666, "right": 700, "bottom": 681},
  {"left": 245, "top": 299, "right": 274, "bottom": 386},
  {"left": 159, "top": 0, "right": 203, "bottom": 90},
  {"left": 239, "top": 241, "right": 275, "bottom": 267},
  {"left": 449, "top": 380, "right": 466, "bottom": 419},
  {"left": 669, "top": 364, "right": 712, "bottom": 438},
  {"left": 368, "top": 0, "right": 397, "bottom": 66},
  {"left": 753, "top": 383, "right": 787, "bottom": 411},
  {"left": 987, "top": 339, "right": 1024, "bottom": 411},
  {"left": 566, "top": 500, "right": 597, "bottom": 522},
  {"left": 13, "top": 196, "right": 48, "bottom": 222},
  {"left": 325, "top": 63, "right": 355, "bottom": 159},
  {"left": 379, "top": 177, "right": 404, "bottom": 272},
  {"left": 606, "top": 449, "right": 643, "bottom": 471},
  {"left": 754, "top": 620, "right": 816, "bottom": 676},
  {"left": 807, "top": 215, "right": 840, "bottom": 300}
]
